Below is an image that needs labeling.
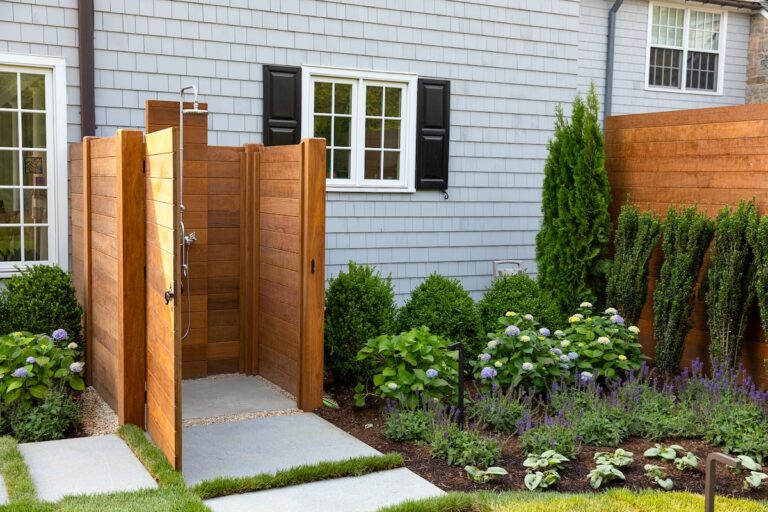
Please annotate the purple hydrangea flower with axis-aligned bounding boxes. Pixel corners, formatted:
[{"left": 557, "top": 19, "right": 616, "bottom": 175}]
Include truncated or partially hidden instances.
[
  {"left": 568, "top": 352, "right": 579, "bottom": 360},
  {"left": 610, "top": 315, "right": 625, "bottom": 325},
  {"left": 479, "top": 353, "right": 492, "bottom": 362},
  {"left": 539, "top": 327, "right": 551, "bottom": 337},
  {"left": 52, "top": 329, "right": 68, "bottom": 341},
  {"left": 12, "top": 368, "right": 28, "bottom": 378},
  {"left": 425, "top": 368, "right": 438, "bottom": 379},
  {"left": 26, "top": 356, "right": 36, "bottom": 364},
  {"left": 480, "top": 367, "right": 498, "bottom": 379},
  {"left": 504, "top": 325, "right": 520, "bottom": 337}
]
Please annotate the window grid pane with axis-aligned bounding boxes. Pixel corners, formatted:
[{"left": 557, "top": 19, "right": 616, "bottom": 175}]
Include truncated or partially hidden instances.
[
  {"left": 648, "top": 47, "right": 682, "bottom": 88},
  {"left": 651, "top": 6, "right": 684, "bottom": 47},
  {"left": 688, "top": 10, "right": 720, "bottom": 51},
  {"left": 686, "top": 51, "right": 718, "bottom": 91},
  {"left": 313, "top": 81, "right": 353, "bottom": 180},
  {"left": 364, "top": 85, "right": 402, "bottom": 181}
]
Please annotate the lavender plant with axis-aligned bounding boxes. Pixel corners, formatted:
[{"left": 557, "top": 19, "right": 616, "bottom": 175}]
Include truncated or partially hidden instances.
[
  {"left": 467, "top": 384, "right": 530, "bottom": 435},
  {"left": 518, "top": 411, "right": 581, "bottom": 459}
]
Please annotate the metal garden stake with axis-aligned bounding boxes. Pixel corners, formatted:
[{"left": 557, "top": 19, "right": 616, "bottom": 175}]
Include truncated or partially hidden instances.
[{"left": 704, "top": 452, "right": 742, "bottom": 512}]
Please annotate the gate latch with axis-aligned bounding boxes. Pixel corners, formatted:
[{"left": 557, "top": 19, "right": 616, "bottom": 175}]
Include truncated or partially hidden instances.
[{"left": 164, "top": 284, "right": 175, "bottom": 305}]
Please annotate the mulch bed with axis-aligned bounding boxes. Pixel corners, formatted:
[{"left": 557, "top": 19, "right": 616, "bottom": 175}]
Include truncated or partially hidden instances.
[{"left": 316, "top": 389, "right": 768, "bottom": 499}]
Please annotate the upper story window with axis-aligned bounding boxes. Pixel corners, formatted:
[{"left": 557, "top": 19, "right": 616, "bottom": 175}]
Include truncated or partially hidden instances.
[
  {"left": 0, "top": 55, "right": 68, "bottom": 276},
  {"left": 302, "top": 66, "right": 417, "bottom": 192},
  {"left": 646, "top": 3, "right": 726, "bottom": 94}
]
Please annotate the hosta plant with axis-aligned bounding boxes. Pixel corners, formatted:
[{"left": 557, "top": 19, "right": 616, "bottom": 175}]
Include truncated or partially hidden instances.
[
  {"left": 737, "top": 456, "right": 768, "bottom": 491},
  {"left": 523, "top": 450, "right": 569, "bottom": 471},
  {"left": 354, "top": 326, "right": 458, "bottom": 407},
  {"left": 644, "top": 443, "right": 685, "bottom": 461},
  {"left": 644, "top": 464, "right": 674, "bottom": 491},
  {"left": 674, "top": 452, "right": 700, "bottom": 471},
  {"left": 524, "top": 469, "right": 561, "bottom": 491},
  {"left": 587, "top": 464, "right": 626, "bottom": 489},
  {"left": 0, "top": 330, "right": 84, "bottom": 409},
  {"left": 464, "top": 465, "right": 508, "bottom": 483},
  {"left": 594, "top": 449, "right": 633, "bottom": 468}
]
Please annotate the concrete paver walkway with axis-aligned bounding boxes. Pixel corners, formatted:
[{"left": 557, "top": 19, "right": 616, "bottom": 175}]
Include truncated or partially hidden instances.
[
  {"left": 0, "top": 475, "right": 7, "bottom": 505},
  {"left": 183, "top": 374, "right": 296, "bottom": 420},
  {"left": 204, "top": 467, "right": 444, "bottom": 512},
  {"left": 19, "top": 435, "right": 157, "bottom": 502},
  {"left": 183, "top": 413, "right": 380, "bottom": 484}
]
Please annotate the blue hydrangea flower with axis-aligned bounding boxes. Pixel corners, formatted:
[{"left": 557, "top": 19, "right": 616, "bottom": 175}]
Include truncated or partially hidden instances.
[
  {"left": 539, "top": 327, "right": 551, "bottom": 337},
  {"left": 26, "top": 356, "right": 36, "bottom": 364},
  {"left": 550, "top": 348, "right": 562, "bottom": 356},
  {"left": 504, "top": 325, "right": 520, "bottom": 337},
  {"left": 12, "top": 368, "right": 28, "bottom": 378},
  {"left": 52, "top": 329, "right": 68, "bottom": 341},
  {"left": 610, "top": 315, "right": 625, "bottom": 325},
  {"left": 480, "top": 367, "right": 498, "bottom": 379},
  {"left": 425, "top": 368, "right": 438, "bottom": 379},
  {"left": 567, "top": 352, "right": 579, "bottom": 360},
  {"left": 479, "top": 353, "right": 492, "bottom": 362}
]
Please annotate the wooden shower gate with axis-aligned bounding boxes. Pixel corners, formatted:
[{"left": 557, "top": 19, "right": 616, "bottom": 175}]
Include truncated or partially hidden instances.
[{"left": 70, "top": 101, "right": 325, "bottom": 468}]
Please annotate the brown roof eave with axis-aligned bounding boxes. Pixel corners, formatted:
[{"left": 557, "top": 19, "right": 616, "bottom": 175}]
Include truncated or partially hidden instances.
[{"left": 686, "top": 0, "right": 762, "bottom": 11}]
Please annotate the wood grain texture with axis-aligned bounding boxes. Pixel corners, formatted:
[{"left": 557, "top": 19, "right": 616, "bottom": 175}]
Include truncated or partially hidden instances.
[{"left": 605, "top": 106, "right": 768, "bottom": 385}]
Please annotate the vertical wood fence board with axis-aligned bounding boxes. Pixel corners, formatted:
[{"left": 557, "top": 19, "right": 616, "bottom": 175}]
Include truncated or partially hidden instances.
[{"left": 605, "top": 105, "right": 768, "bottom": 385}]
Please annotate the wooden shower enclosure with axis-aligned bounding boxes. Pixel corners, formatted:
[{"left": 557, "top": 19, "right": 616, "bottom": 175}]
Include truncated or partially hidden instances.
[{"left": 70, "top": 101, "right": 326, "bottom": 468}]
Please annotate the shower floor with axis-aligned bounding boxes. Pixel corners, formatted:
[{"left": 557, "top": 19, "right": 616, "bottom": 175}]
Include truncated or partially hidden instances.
[{"left": 182, "top": 374, "right": 297, "bottom": 423}]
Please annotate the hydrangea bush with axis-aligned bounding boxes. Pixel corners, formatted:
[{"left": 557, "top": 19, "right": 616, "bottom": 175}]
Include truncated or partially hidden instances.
[
  {"left": 0, "top": 330, "right": 85, "bottom": 410},
  {"left": 354, "top": 326, "right": 458, "bottom": 407}
]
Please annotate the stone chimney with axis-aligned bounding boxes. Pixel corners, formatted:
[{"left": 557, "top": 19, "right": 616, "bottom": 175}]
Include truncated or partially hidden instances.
[{"left": 748, "top": 12, "right": 768, "bottom": 103}]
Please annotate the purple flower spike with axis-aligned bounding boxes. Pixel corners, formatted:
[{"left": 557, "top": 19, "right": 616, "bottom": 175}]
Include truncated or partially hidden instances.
[
  {"left": 12, "top": 368, "right": 28, "bottom": 378},
  {"left": 52, "top": 329, "right": 68, "bottom": 341},
  {"left": 480, "top": 367, "right": 498, "bottom": 380}
]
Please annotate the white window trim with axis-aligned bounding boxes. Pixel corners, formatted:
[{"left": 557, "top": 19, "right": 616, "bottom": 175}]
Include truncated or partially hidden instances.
[
  {"left": 0, "top": 53, "right": 68, "bottom": 277},
  {"left": 644, "top": 2, "right": 728, "bottom": 96},
  {"left": 301, "top": 65, "right": 418, "bottom": 193}
]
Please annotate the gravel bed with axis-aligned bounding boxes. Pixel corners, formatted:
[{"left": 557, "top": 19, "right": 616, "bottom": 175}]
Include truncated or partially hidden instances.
[{"left": 77, "top": 386, "right": 119, "bottom": 437}]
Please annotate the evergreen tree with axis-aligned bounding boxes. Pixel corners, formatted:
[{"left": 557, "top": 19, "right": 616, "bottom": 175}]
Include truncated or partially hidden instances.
[{"left": 536, "top": 84, "right": 612, "bottom": 313}]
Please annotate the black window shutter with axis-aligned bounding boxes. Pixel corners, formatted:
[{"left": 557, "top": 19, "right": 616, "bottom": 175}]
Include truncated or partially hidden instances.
[
  {"left": 415, "top": 78, "right": 450, "bottom": 190},
  {"left": 263, "top": 65, "right": 301, "bottom": 146}
]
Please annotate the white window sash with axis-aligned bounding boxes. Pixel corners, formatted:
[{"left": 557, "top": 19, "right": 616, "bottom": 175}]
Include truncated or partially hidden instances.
[
  {"left": 0, "top": 54, "right": 68, "bottom": 276},
  {"left": 644, "top": 2, "right": 728, "bottom": 96},
  {"left": 301, "top": 65, "right": 417, "bottom": 193}
]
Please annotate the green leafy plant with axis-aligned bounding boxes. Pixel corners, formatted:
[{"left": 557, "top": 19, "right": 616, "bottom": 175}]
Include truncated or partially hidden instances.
[
  {"left": 587, "top": 463, "right": 626, "bottom": 489},
  {"left": 524, "top": 469, "right": 561, "bottom": 491},
  {"left": 625, "top": 385, "right": 701, "bottom": 440},
  {"left": 477, "top": 274, "right": 562, "bottom": 336},
  {"left": 10, "top": 387, "right": 79, "bottom": 442},
  {"left": 737, "top": 456, "right": 768, "bottom": 491},
  {"left": 464, "top": 465, "right": 508, "bottom": 483},
  {"left": 707, "top": 201, "right": 757, "bottom": 369},
  {"left": 704, "top": 401, "right": 768, "bottom": 462},
  {"left": 396, "top": 273, "right": 483, "bottom": 355},
  {"left": 523, "top": 450, "right": 569, "bottom": 471},
  {"left": 560, "top": 304, "right": 645, "bottom": 380},
  {"left": 643, "top": 443, "right": 685, "bottom": 461},
  {"left": 382, "top": 408, "right": 433, "bottom": 443},
  {"left": 536, "top": 84, "right": 612, "bottom": 313},
  {"left": 429, "top": 425, "right": 501, "bottom": 468},
  {"left": 606, "top": 202, "right": 663, "bottom": 325},
  {"left": 354, "top": 326, "right": 458, "bottom": 407},
  {"left": 0, "top": 331, "right": 85, "bottom": 408},
  {"left": 748, "top": 211, "right": 768, "bottom": 337},
  {"left": 324, "top": 262, "right": 397, "bottom": 387},
  {"left": 674, "top": 452, "right": 700, "bottom": 471},
  {"left": 653, "top": 206, "right": 714, "bottom": 373},
  {"left": 467, "top": 385, "right": 528, "bottom": 435},
  {"left": 575, "top": 403, "right": 629, "bottom": 447},
  {"left": 0, "top": 265, "right": 83, "bottom": 350},
  {"left": 594, "top": 449, "right": 633, "bottom": 468},
  {"left": 519, "top": 415, "right": 580, "bottom": 459},
  {"left": 644, "top": 464, "right": 674, "bottom": 491}
]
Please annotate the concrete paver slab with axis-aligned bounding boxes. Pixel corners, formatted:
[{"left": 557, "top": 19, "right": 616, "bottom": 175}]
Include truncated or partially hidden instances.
[
  {"left": 205, "top": 468, "right": 444, "bottom": 512},
  {"left": 19, "top": 435, "right": 157, "bottom": 502},
  {"left": 183, "top": 374, "right": 295, "bottom": 420},
  {"left": 183, "top": 413, "right": 380, "bottom": 484},
  {"left": 0, "top": 475, "right": 7, "bottom": 505}
]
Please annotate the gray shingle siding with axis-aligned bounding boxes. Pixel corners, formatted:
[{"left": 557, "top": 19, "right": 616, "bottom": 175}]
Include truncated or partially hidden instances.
[{"left": 0, "top": 0, "right": 752, "bottom": 301}]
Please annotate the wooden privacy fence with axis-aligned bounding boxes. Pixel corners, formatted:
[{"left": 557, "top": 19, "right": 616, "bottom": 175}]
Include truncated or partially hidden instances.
[
  {"left": 605, "top": 103, "right": 768, "bottom": 383},
  {"left": 71, "top": 101, "right": 326, "bottom": 468}
]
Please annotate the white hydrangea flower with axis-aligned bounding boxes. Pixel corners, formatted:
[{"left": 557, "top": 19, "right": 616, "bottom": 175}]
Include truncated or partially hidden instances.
[
  {"left": 554, "top": 330, "right": 565, "bottom": 337},
  {"left": 67, "top": 342, "right": 78, "bottom": 350},
  {"left": 520, "top": 335, "right": 531, "bottom": 343},
  {"left": 597, "top": 336, "right": 611, "bottom": 345},
  {"left": 629, "top": 326, "right": 640, "bottom": 334},
  {"left": 604, "top": 307, "right": 618, "bottom": 315},
  {"left": 579, "top": 302, "right": 593, "bottom": 308},
  {"left": 521, "top": 362, "right": 535, "bottom": 371},
  {"left": 560, "top": 340, "right": 571, "bottom": 348},
  {"left": 387, "top": 382, "right": 398, "bottom": 390},
  {"left": 524, "top": 314, "right": 534, "bottom": 321},
  {"left": 568, "top": 316, "right": 580, "bottom": 324},
  {"left": 494, "top": 360, "right": 503, "bottom": 368},
  {"left": 487, "top": 339, "right": 501, "bottom": 349}
]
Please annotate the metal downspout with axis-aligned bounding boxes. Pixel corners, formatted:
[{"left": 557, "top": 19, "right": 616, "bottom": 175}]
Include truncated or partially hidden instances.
[
  {"left": 77, "top": 0, "right": 95, "bottom": 137},
  {"left": 605, "top": 0, "right": 625, "bottom": 118}
]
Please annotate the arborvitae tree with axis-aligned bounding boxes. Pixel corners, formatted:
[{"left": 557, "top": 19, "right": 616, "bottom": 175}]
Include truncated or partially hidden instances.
[
  {"left": 606, "top": 202, "right": 663, "bottom": 325},
  {"left": 536, "top": 84, "right": 612, "bottom": 313},
  {"left": 748, "top": 209, "right": 768, "bottom": 337},
  {"left": 653, "top": 206, "right": 714, "bottom": 373},
  {"left": 706, "top": 201, "right": 757, "bottom": 368}
]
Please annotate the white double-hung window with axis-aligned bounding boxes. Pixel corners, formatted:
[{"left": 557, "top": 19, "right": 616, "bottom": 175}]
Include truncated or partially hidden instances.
[
  {"left": 302, "top": 66, "right": 417, "bottom": 192},
  {"left": 646, "top": 3, "right": 727, "bottom": 94},
  {"left": 0, "top": 54, "right": 68, "bottom": 276}
]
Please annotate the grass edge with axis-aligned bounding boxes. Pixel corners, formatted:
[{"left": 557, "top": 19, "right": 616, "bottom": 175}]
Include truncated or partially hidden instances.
[
  {"left": 117, "top": 424, "right": 186, "bottom": 489},
  {"left": 0, "top": 436, "right": 36, "bottom": 503}
]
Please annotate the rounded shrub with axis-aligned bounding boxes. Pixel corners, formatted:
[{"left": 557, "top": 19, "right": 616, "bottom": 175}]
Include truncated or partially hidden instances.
[
  {"left": 396, "top": 273, "right": 482, "bottom": 353},
  {"left": 324, "top": 262, "right": 397, "bottom": 387},
  {"left": 0, "top": 265, "right": 83, "bottom": 349},
  {"left": 477, "top": 273, "right": 562, "bottom": 336}
]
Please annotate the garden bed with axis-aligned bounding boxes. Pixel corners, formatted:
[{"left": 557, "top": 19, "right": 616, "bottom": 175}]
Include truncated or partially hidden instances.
[{"left": 317, "top": 389, "right": 768, "bottom": 500}]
